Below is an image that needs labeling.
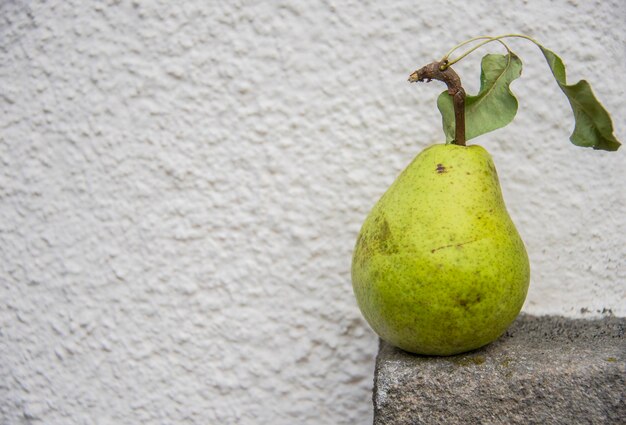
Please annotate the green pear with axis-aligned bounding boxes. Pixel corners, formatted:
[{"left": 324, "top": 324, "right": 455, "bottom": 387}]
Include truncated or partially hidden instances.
[{"left": 352, "top": 143, "right": 529, "bottom": 356}]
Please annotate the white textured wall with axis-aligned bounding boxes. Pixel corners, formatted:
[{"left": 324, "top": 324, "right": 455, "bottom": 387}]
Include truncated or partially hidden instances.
[{"left": 1, "top": 1, "right": 624, "bottom": 424}]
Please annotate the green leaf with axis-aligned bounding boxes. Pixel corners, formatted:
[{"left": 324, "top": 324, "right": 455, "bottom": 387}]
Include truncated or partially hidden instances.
[
  {"left": 437, "top": 53, "right": 523, "bottom": 142},
  {"left": 538, "top": 46, "right": 620, "bottom": 151}
]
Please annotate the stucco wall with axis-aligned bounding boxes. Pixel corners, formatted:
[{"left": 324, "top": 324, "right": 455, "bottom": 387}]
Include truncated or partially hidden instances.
[{"left": 1, "top": 1, "right": 624, "bottom": 424}]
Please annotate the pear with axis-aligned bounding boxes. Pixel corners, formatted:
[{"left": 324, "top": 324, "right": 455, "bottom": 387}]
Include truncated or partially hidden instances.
[{"left": 352, "top": 143, "right": 529, "bottom": 356}]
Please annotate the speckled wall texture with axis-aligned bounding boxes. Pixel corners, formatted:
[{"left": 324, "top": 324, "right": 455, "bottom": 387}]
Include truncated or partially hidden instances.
[{"left": 1, "top": 1, "right": 624, "bottom": 424}]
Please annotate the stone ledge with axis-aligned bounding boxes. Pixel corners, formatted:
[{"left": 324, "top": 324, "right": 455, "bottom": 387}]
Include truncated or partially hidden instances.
[{"left": 373, "top": 314, "right": 625, "bottom": 425}]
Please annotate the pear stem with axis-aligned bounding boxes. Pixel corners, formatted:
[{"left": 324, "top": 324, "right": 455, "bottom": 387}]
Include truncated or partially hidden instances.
[{"left": 408, "top": 61, "right": 466, "bottom": 146}]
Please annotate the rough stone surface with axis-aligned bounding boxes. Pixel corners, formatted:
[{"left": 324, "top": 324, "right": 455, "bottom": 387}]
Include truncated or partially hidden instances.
[
  {"left": 374, "top": 314, "right": 626, "bottom": 425},
  {"left": 0, "top": 1, "right": 624, "bottom": 424}
]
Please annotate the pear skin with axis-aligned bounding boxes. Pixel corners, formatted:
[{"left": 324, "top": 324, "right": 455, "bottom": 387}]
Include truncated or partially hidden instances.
[{"left": 352, "top": 144, "right": 530, "bottom": 356}]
